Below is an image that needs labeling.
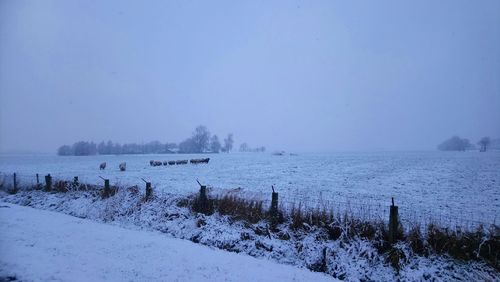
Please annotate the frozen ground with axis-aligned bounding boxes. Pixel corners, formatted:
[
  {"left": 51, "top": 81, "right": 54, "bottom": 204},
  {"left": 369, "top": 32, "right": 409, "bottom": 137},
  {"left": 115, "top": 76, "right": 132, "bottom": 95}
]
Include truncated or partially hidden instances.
[
  {"left": 1, "top": 151, "right": 499, "bottom": 227},
  {"left": 1, "top": 189, "right": 498, "bottom": 281},
  {"left": 0, "top": 203, "right": 334, "bottom": 282}
]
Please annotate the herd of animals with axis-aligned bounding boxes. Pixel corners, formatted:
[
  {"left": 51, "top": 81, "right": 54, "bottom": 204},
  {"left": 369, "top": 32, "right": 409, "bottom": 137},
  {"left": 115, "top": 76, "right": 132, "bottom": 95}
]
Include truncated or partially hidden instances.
[
  {"left": 149, "top": 158, "right": 210, "bottom": 166},
  {"left": 99, "top": 162, "right": 126, "bottom": 171},
  {"left": 97, "top": 158, "right": 209, "bottom": 171}
]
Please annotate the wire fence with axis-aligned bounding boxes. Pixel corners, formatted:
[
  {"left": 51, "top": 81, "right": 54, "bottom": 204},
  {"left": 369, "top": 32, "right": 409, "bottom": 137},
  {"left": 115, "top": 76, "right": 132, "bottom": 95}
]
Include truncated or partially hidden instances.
[{"left": 0, "top": 171, "right": 496, "bottom": 232}]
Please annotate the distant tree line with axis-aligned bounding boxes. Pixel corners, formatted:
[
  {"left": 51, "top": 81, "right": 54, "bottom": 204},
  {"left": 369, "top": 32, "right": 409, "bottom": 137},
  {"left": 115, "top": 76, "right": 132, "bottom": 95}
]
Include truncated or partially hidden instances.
[
  {"left": 57, "top": 140, "right": 177, "bottom": 156},
  {"left": 178, "top": 126, "right": 233, "bottom": 154},
  {"left": 437, "top": 135, "right": 498, "bottom": 152},
  {"left": 239, "top": 143, "right": 266, "bottom": 153},
  {"left": 58, "top": 141, "right": 98, "bottom": 156},
  {"left": 57, "top": 125, "right": 235, "bottom": 156}
]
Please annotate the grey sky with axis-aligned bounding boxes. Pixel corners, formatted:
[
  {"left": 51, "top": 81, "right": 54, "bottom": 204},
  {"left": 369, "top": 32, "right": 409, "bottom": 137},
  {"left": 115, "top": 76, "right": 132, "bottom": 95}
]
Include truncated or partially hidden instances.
[{"left": 1, "top": 0, "right": 499, "bottom": 153}]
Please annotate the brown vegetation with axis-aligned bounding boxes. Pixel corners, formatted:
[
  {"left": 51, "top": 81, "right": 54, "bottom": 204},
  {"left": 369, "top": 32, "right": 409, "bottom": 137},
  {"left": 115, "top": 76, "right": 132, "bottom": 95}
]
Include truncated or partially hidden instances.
[
  {"left": 2, "top": 178, "right": 498, "bottom": 271},
  {"left": 188, "top": 190, "right": 499, "bottom": 270}
]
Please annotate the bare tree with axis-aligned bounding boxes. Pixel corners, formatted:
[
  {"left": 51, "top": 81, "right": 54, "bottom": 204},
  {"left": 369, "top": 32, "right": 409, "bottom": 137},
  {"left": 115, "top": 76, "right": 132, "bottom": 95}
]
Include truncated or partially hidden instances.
[
  {"left": 222, "top": 133, "right": 234, "bottom": 153},
  {"left": 178, "top": 138, "right": 196, "bottom": 153},
  {"left": 239, "top": 142, "right": 249, "bottom": 152},
  {"left": 192, "top": 125, "right": 211, "bottom": 153},
  {"left": 210, "top": 135, "right": 221, "bottom": 153},
  {"left": 437, "top": 136, "right": 473, "bottom": 151},
  {"left": 57, "top": 145, "right": 73, "bottom": 156},
  {"left": 478, "top": 136, "right": 491, "bottom": 152}
]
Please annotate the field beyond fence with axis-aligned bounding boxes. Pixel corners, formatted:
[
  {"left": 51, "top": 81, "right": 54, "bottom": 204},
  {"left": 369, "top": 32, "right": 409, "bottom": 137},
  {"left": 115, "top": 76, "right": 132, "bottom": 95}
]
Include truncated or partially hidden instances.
[
  {"left": 1, "top": 171, "right": 499, "bottom": 273},
  {"left": 0, "top": 171, "right": 496, "bottom": 233}
]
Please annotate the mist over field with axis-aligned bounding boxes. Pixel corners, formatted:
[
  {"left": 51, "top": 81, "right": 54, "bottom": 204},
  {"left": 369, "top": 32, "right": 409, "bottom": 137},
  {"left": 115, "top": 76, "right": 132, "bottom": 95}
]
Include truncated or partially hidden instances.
[
  {"left": 1, "top": 1, "right": 500, "bottom": 281},
  {"left": 1, "top": 0, "right": 499, "bottom": 154}
]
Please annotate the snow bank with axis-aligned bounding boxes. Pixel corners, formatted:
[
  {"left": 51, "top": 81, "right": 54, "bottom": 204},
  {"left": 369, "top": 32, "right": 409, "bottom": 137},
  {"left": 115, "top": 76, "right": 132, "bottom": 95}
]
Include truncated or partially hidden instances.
[
  {"left": 0, "top": 203, "right": 334, "bottom": 282},
  {"left": 1, "top": 188, "right": 498, "bottom": 281}
]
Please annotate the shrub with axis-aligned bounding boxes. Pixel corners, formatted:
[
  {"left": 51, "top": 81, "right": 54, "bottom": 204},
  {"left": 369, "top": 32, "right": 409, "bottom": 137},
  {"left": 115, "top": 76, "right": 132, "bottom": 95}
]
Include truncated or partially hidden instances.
[
  {"left": 407, "top": 225, "right": 425, "bottom": 255},
  {"left": 190, "top": 193, "right": 265, "bottom": 223},
  {"left": 53, "top": 181, "right": 69, "bottom": 193},
  {"left": 425, "top": 224, "right": 500, "bottom": 269},
  {"left": 214, "top": 195, "right": 265, "bottom": 224},
  {"left": 289, "top": 204, "right": 334, "bottom": 230}
]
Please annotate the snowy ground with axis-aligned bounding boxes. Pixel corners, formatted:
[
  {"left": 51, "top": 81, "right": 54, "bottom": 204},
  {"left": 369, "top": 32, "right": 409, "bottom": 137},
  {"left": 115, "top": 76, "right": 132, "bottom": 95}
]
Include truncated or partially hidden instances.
[
  {"left": 0, "top": 203, "right": 334, "bottom": 282},
  {"left": 1, "top": 151, "right": 499, "bottom": 228},
  {"left": 1, "top": 188, "right": 498, "bottom": 281}
]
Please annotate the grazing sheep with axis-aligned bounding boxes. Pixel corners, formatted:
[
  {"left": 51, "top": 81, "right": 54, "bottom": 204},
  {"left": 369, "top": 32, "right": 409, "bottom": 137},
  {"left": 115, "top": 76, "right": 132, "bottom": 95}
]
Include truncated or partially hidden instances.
[
  {"left": 190, "top": 158, "right": 210, "bottom": 164},
  {"left": 149, "top": 161, "right": 162, "bottom": 167},
  {"left": 119, "top": 162, "right": 126, "bottom": 171},
  {"left": 99, "top": 162, "right": 106, "bottom": 170}
]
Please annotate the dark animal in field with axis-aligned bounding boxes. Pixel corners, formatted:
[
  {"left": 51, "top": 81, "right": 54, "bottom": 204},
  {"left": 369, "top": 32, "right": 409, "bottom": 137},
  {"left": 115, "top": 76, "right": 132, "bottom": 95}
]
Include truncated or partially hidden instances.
[
  {"left": 99, "top": 162, "right": 106, "bottom": 170},
  {"left": 149, "top": 161, "right": 163, "bottom": 167},
  {"left": 272, "top": 151, "right": 285, "bottom": 156},
  {"left": 148, "top": 159, "right": 208, "bottom": 167},
  {"left": 119, "top": 162, "right": 126, "bottom": 171},
  {"left": 190, "top": 158, "right": 210, "bottom": 164}
]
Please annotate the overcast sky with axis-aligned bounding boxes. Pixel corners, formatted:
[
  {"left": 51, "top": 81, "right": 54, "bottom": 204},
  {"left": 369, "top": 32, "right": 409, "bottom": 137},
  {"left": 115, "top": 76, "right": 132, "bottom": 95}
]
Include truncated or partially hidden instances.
[{"left": 1, "top": 0, "right": 499, "bottom": 153}]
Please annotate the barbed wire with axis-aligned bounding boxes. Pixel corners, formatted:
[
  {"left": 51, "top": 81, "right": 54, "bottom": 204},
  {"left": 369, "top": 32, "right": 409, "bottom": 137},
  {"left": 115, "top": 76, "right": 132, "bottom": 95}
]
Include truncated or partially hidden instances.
[{"left": 0, "top": 171, "right": 496, "bottom": 231}]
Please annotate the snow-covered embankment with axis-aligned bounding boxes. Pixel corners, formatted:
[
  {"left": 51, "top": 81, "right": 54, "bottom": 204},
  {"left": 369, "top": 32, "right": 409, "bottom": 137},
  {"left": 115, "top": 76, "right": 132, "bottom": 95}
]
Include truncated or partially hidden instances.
[{"left": 0, "top": 203, "right": 333, "bottom": 282}]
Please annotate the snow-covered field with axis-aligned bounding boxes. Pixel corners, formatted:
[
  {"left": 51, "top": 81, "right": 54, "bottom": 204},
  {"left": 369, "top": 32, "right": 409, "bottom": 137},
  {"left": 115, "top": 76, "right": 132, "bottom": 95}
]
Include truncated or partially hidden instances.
[
  {"left": 1, "top": 151, "right": 499, "bottom": 227},
  {"left": 0, "top": 203, "right": 334, "bottom": 282}
]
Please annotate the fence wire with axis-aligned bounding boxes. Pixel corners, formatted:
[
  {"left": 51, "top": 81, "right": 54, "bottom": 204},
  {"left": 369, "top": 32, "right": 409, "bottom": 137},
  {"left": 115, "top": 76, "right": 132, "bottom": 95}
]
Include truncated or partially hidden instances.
[{"left": 0, "top": 171, "right": 496, "bottom": 232}]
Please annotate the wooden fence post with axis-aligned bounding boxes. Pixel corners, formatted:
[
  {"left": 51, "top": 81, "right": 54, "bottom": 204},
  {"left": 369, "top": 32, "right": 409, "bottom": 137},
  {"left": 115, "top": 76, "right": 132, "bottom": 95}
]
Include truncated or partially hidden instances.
[
  {"left": 140, "top": 178, "right": 152, "bottom": 200},
  {"left": 199, "top": 184, "right": 208, "bottom": 204},
  {"left": 104, "top": 179, "right": 110, "bottom": 197},
  {"left": 196, "top": 180, "right": 209, "bottom": 213},
  {"left": 45, "top": 174, "right": 52, "bottom": 191},
  {"left": 99, "top": 176, "right": 111, "bottom": 198},
  {"left": 389, "top": 197, "right": 399, "bottom": 244},
  {"left": 13, "top": 173, "right": 17, "bottom": 191},
  {"left": 145, "top": 182, "right": 152, "bottom": 199},
  {"left": 269, "top": 186, "right": 279, "bottom": 225}
]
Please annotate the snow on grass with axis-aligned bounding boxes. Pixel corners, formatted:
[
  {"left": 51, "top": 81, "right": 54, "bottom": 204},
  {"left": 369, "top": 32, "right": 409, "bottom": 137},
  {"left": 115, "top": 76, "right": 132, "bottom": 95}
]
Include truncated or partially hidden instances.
[
  {"left": 1, "top": 188, "right": 498, "bottom": 281},
  {"left": 1, "top": 151, "right": 499, "bottom": 227},
  {"left": 0, "top": 203, "right": 335, "bottom": 282}
]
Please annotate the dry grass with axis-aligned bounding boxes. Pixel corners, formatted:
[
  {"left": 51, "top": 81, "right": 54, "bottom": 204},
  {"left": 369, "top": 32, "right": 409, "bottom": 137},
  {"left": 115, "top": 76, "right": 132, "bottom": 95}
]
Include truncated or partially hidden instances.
[
  {"left": 214, "top": 195, "right": 265, "bottom": 224},
  {"left": 5, "top": 178, "right": 499, "bottom": 270},
  {"left": 406, "top": 225, "right": 425, "bottom": 255},
  {"left": 290, "top": 204, "right": 334, "bottom": 230},
  {"left": 426, "top": 224, "right": 499, "bottom": 269},
  {"left": 191, "top": 193, "right": 266, "bottom": 224},
  {"left": 188, "top": 191, "right": 499, "bottom": 269}
]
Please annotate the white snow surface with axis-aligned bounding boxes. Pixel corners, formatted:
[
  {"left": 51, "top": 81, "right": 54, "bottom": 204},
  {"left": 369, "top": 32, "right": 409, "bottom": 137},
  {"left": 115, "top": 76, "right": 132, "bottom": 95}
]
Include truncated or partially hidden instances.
[
  {"left": 1, "top": 189, "right": 498, "bottom": 281},
  {"left": 0, "top": 203, "right": 334, "bottom": 282},
  {"left": 1, "top": 151, "right": 499, "bottom": 228}
]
